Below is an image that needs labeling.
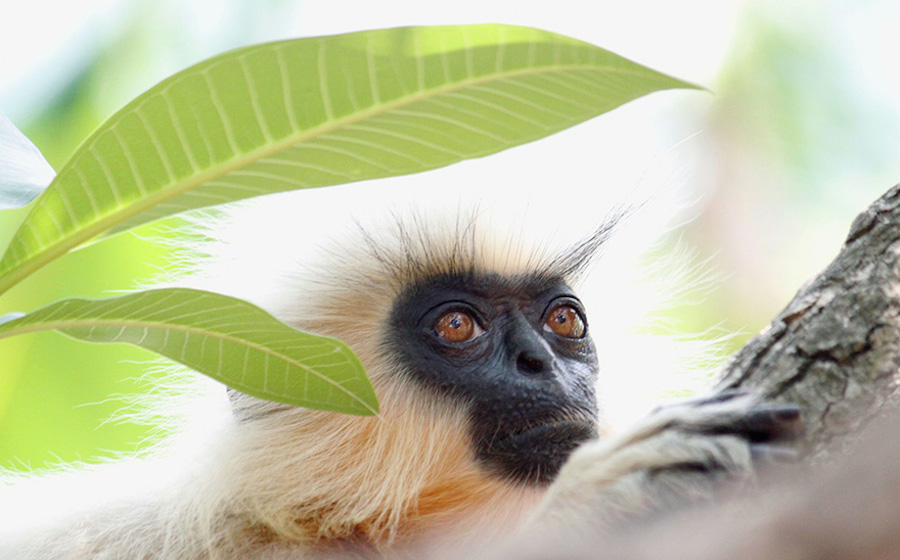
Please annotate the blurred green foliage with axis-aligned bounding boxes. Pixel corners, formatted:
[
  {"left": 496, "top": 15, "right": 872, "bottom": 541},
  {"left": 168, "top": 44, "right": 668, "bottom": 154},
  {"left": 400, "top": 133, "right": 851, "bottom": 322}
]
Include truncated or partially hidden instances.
[
  {"left": 1, "top": 0, "right": 294, "bottom": 472},
  {"left": 686, "top": 2, "right": 900, "bottom": 348},
  {"left": 0, "top": 217, "right": 171, "bottom": 470}
]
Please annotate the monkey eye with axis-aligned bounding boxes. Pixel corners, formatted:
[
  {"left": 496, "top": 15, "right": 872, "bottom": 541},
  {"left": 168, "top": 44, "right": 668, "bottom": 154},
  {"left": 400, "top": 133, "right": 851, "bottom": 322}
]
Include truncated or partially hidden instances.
[
  {"left": 543, "top": 304, "right": 586, "bottom": 339},
  {"left": 434, "top": 310, "right": 485, "bottom": 343}
]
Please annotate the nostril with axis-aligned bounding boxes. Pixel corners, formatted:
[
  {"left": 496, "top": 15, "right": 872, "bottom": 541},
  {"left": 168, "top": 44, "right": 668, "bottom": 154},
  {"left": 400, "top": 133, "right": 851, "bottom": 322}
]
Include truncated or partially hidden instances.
[{"left": 517, "top": 353, "right": 547, "bottom": 375}]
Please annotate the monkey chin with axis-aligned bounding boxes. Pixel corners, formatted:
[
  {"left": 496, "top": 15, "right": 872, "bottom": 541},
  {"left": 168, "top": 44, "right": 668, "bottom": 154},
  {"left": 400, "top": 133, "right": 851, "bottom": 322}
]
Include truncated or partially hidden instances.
[{"left": 483, "top": 419, "right": 598, "bottom": 485}]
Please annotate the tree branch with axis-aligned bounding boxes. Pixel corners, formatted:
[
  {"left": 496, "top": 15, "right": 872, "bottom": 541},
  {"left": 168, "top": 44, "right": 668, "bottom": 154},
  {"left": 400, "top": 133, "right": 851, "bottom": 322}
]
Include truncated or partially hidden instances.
[{"left": 716, "top": 183, "right": 900, "bottom": 459}]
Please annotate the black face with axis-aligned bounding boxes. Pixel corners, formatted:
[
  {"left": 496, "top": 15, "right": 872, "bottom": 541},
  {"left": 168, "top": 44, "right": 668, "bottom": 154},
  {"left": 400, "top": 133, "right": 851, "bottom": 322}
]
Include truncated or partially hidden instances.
[{"left": 389, "top": 272, "right": 600, "bottom": 485}]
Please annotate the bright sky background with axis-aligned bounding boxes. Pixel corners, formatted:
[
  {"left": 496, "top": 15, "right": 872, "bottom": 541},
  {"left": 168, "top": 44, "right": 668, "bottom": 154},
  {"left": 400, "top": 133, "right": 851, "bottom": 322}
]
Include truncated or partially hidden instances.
[{"left": 1, "top": 0, "right": 742, "bottom": 109}]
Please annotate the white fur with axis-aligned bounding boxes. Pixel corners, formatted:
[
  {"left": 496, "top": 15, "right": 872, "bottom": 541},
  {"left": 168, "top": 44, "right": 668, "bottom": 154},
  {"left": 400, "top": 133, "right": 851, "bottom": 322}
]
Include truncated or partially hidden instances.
[{"left": 0, "top": 179, "right": 728, "bottom": 558}]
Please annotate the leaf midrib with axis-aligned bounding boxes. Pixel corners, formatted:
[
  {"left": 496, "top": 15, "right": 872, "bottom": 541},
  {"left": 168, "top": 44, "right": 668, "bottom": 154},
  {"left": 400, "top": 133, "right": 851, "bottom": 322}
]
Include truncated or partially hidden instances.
[
  {"left": 0, "top": 315, "right": 374, "bottom": 413},
  {"left": 0, "top": 61, "right": 661, "bottom": 295}
]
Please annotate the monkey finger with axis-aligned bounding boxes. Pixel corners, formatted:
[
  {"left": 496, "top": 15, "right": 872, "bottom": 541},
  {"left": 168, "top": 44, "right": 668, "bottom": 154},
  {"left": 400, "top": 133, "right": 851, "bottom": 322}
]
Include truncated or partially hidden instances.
[
  {"left": 697, "top": 403, "right": 804, "bottom": 443},
  {"left": 749, "top": 443, "right": 800, "bottom": 468},
  {"left": 649, "top": 390, "right": 752, "bottom": 415}
]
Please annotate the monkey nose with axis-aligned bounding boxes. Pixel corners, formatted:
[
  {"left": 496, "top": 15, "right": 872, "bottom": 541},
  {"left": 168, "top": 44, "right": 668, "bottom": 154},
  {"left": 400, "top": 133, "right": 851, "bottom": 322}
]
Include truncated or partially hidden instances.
[
  {"left": 516, "top": 350, "right": 550, "bottom": 376},
  {"left": 506, "top": 312, "right": 555, "bottom": 376}
]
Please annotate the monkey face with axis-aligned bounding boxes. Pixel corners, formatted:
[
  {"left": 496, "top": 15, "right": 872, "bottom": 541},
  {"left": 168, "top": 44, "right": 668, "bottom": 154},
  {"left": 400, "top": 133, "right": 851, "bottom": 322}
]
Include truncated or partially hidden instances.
[{"left": 390, "top": 272, "right": 600, "bottom": 485}]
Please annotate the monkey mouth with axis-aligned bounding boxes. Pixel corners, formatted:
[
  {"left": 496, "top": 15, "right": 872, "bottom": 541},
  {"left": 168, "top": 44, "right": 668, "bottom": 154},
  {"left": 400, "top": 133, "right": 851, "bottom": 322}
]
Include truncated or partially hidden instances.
[
  {"left": 482, "top": 418, "right": 598, "bottom": 485},
  {"left": 496, "top": 418, "right": 598, "bottom": 451}
]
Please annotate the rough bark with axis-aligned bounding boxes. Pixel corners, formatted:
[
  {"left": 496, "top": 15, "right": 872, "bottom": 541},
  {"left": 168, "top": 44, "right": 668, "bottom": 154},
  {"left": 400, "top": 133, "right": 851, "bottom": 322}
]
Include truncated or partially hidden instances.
[{"left": 716, "top": 182, "right": 900, "bottom": 460}]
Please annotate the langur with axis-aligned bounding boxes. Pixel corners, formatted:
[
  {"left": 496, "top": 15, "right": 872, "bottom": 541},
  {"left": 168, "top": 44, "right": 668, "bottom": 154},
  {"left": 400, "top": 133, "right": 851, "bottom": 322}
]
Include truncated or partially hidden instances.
[{"left": 0, "top": 202, "right": 800, "bottom": 560}]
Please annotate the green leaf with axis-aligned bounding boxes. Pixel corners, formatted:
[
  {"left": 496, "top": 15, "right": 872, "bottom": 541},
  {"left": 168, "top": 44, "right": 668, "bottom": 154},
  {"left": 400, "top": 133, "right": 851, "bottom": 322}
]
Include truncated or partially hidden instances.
[
  {"left": 0, "top": 288, "right": 377, "bottom": 415},
  {"left": 0, "top": 24, "right": 699, "bottom": 295}
]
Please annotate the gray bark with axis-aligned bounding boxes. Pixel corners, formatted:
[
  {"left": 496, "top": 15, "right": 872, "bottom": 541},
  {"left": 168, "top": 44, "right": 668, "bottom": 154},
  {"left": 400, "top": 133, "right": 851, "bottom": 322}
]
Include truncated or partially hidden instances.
[{"left": 716, "top": 182, "right": 900, "bottom": 460}]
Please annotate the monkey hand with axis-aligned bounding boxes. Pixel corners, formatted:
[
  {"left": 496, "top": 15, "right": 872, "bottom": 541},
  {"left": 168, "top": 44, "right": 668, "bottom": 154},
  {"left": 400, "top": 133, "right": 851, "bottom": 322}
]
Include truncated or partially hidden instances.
[{"left": 520, "top": 392, "right": 803, "bottom": 540}]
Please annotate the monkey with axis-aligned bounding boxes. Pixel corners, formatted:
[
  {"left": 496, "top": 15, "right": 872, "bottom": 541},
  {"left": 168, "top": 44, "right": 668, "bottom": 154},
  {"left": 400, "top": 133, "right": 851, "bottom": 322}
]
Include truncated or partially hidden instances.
[{"left": 0, "top": 197, "right": 801, "bottom": 560}]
